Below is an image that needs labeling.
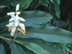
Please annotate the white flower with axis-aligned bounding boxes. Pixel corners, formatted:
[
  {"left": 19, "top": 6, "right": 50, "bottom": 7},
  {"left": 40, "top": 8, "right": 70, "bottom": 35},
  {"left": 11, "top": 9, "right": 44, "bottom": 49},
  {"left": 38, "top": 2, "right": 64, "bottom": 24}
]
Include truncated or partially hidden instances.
[{"left": 6, "top": 4, "right": 26, "bottom": 36}]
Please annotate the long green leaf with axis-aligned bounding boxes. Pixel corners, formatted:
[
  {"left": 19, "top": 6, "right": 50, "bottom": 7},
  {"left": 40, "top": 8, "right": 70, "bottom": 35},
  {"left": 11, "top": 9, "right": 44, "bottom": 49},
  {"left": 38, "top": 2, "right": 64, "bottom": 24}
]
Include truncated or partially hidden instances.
[
  {"left": 6, "top": 40, "right": 27, "bottom": 54},
  {"left": 16, "top": 38, "right": 66, "bottom": 54},
  {"left": 19, "top": 0, "right": 32, "bottom": 9},
  {"left": 23, "top": 43, "right": 50, "bottom": 54},
  {"left": 53, "top": 0, "right": 60, "bottom": 19},
  {"left": 0, "top": 44, "right": 6, "bottom": 54},
  {"left": 57, "top": 0, "right": 60, "bottom": 5},
  {"left": 21, "top": 11, "right": 52, "bottom": 26},
  {"left": 24, "top": 25, "right": 72, "bottom": 43}
]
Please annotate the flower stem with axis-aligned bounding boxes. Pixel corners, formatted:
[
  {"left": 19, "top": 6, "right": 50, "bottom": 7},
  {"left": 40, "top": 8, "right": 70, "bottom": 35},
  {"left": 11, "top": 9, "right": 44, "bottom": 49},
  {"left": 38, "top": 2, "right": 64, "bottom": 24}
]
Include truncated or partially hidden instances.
[
  {"left": 0, "top": 36, "right": 22, "bottom": 44},
  {"left": 13, "top": 27, "right": 17, "bottom": 42}
]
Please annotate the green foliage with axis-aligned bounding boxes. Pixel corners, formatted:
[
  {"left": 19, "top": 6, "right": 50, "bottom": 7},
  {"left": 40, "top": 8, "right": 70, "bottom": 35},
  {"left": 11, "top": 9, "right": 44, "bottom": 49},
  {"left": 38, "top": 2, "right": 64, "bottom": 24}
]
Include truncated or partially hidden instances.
[
  {"left": 23, "top": 43, "right": 50, "bottom": 54},
  {"left": 0, "top": 0, "right": 72, "bottom": 54},
  {"left": 53, "top": 0, "right": 60, "bottom": 19},
  {"left": 6, "top": 40, "right": 27, "bottom": 54},
  {"left": 0, "top": 44, "right": 6, "bottom": 54},
  {"left": 0, "top": 0, "right": 14, "bottom": 6},
  {"left": 11, "top": 0, "right": 32, "bottom": 9}
]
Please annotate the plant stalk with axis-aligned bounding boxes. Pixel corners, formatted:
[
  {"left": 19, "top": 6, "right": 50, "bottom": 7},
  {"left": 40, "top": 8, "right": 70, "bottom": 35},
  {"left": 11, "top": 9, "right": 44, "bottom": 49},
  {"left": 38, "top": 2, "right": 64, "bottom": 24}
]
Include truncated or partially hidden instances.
[{"left": 0, "top": 36, "right": 22, "bottom": 44}]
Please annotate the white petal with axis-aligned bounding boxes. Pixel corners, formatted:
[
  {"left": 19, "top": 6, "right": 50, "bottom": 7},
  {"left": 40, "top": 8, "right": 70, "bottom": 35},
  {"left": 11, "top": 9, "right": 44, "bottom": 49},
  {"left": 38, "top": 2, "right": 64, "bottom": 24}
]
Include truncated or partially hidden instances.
[
  {"left": 19, "top": 23, "right": 25, "bottom": 28},
  {"left": 16, "top": 12, "right": 20, "bottom": 15},
  {"left": 9, "top": 18, "right": 14, "bottom": 22},
  {"left": 7, "top": 12, "right": 15, "bottom": 15},
  {"left": 19, "top": 17, "right": 25, "bottom": 21},
  {"left": 21, "top": 27, "right": 25, "bottom": 30},
  {"left": 10, "top": 14, "right": 15, "bottom": 18},
  {"left": 10, "top": 27, "right": 16, "bottom": 36},
  {"left": 14, "top": 15, "right": 19, "bottom": 21},
  {"left": 16, "top": 4, "right": 19, "bottom": 11},
  {"left": 6, "top": 22, "right": 14, "bottom": 27},
  {"left": 15, "top": 21, "right": 18, "bottom": 27}
]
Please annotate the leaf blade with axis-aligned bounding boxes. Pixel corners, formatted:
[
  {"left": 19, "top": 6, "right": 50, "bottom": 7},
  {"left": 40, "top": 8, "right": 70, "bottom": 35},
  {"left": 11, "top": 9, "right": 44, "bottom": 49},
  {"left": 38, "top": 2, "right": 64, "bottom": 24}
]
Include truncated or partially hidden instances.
[{"left": 23, "top": 43, "right": 50, "bottom": 54}]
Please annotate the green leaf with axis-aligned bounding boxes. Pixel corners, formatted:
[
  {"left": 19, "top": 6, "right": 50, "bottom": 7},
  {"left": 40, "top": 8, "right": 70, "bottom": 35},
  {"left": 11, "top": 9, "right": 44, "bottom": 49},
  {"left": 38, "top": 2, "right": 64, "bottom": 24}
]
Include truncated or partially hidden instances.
[
  {"left": 25, "top": 25, "right": 72, "bottom": 43},
  {"left": 16, "top": 38, "right": 66, "bottom": 54},
  {"left": 39, "top": 0, "right": 49, "bottom": 7},
  {"left": 19, "top": 0, "right": 32, "bottom": 9},
  {"left": 6, "top": 41, "right": 27, "bottom": 54},
  {"left": 0, "top": 44, "right": 6, "bottom": 54},
  {"left": 53, "top": 0, "right": 60, "bottom": 19},
  {"left": 23, "top": 43, "right": 50, "bottom": 54},
  {"left": 21, "top": 11, "right": 52, "bottom": 26},
  {"left": 11, "top": 0, "right": 19, "bottom": 6},
  {"left": 50, "top": 0, "right": 54, "bottom": 3},
  {"left": 57, "top": 0, "right": 60, "bottom": 5},
  {"left": 0, "top": 0, "right": 14, "bottom": 6},
  {"left": 11, "top": 0, "right": 32, "bottom": 9},
  {"left": 0, "top": 16, "right": 10, "bottom": 23}
]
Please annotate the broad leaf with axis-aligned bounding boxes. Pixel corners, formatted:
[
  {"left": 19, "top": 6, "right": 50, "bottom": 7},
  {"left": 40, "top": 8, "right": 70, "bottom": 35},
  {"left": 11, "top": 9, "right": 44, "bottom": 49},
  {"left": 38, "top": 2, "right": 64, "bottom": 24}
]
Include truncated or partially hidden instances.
[
  {"left": 6, "top": 41, "right": 27, "bottom": 54},
  {"left": 19, "top": 0, "right": 32, "bottom": 9},
  {"left": 24, "top": 25, "right": 72, "bottom": 43},
  {"left": 21, "top": 11, "right": 52, "bottom": 26},
  {"left": 0, "top": 44, "right": 6, "bottom": 54},
  {"left": 23, "top": 43, "right": 50, "bottom": 54},
  {"left": 16, "top": 38, "right": 66, "bottom": 54}
]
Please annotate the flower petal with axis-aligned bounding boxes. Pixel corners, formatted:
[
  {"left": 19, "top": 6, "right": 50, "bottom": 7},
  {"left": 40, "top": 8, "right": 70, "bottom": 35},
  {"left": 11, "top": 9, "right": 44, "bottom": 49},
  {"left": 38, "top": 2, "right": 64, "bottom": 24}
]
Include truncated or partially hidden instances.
[
  {"left": 10, "top": 27, "right": 16, "bottom": 36},
  {"left": 15, "top": 21, "right": 18, "bottom": 27},
  {"left": 19, "top": 17, "right": 25, "bottom": 21},
  {"left": 20, "top": 27, "right": 25, "bottom": 35},
  {"left": 9, "top": 18, "right": 14, "bottom": 22},
  {"left": 6, "top": 22, "right": 14, "bottom": 27},
  {"left": 19, "top": 23, "right": 25, "bottom": 28},
  {"left": 8, "top": 27, "right": 11, "bottom": 32},
  {"left": 7, "top": 12, "right": 15, "bottom": 15},
  {"left": 10, "top": 14, "right": 15, "bottom": 18},
  {"left": 16, "top": 12, "right": 20, "bottom": 15},
  {"left": 16, "top": 4, "right": 19, "bottom": 11}
]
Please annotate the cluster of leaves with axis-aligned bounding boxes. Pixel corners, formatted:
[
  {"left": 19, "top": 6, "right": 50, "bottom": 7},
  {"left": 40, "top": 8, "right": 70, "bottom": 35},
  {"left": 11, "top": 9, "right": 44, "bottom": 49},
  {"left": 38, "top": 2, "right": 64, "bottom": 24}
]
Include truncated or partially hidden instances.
[{"left": 0, "top": 0, "right": 72, "bottom": 54}]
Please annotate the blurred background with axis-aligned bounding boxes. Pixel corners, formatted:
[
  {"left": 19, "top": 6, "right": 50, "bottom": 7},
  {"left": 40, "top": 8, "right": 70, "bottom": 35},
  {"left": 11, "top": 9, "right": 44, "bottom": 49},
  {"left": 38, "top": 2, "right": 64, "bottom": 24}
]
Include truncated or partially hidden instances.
[{"left": 0, "top": 0, "right": 72, "bottom": 54}]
